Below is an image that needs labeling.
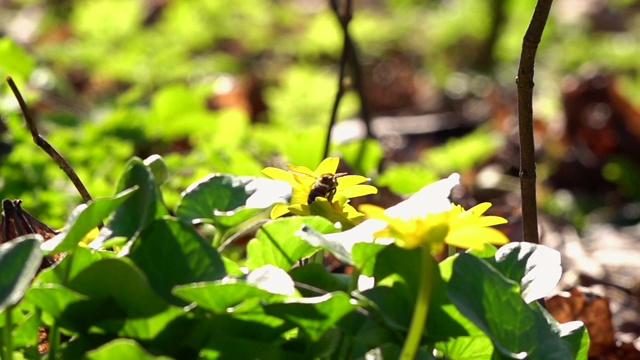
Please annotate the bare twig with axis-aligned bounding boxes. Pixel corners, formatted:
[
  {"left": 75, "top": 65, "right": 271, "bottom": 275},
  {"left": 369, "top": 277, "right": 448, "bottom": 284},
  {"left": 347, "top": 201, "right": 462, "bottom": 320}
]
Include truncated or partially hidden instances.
[
  {"left": 516, "top": 0, "right": 554, "bottom": 244},
  {"left": 6, "top": 76, "right": 93, "bottom": 204},
  {"left": 323, "top": 1, "right": 351, "bottom": 160},
  {"left": 475, "top": 0, "right": 506, "bottom": 73},
  {"left": 323, "top": 0, "right": 373, "bottom": 162}
]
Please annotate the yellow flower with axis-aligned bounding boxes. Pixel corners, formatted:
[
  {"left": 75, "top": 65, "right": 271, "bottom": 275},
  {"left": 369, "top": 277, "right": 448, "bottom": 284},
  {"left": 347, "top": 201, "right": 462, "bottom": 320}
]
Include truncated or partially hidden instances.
[
  {"left": 262, "top": 157, "right": 377, "bottom": 227},
  {"left": 358, "top": 174, "right": 508, "bottom": 253}
]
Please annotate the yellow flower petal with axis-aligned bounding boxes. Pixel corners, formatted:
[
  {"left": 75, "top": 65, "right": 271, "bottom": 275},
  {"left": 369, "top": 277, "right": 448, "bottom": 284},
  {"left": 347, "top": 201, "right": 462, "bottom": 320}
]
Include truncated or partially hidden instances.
[
  {"left": 262, "top": 157, "right": 377, "bottom": 229},
  {"left": 466, "top": 202, "right": 492, "bottom": 216},
  {"left": 342, "top": 204, "right": 366, "bottom": 223},
  {"left": 289, "top": 203, "right": 310, "bottom": 216},
  {"left": 262, "top": 167, "right": 295, "bottom": 183},
  {"left": 359, "top": 204, "right": 388, "bottom": 219},
  {"left": 291, "top": 190, "right": 310, "bottom": 206},
  {"left": 287, "top": 164, "right": 315, "bottom": 178},
  {"left": 315, "top": 157, "right": 339, "bottom": 175},
  {"left": 467, "top": 216, "right": 508, "bottom": 228},
  {"left": 270, "top": 203, "right": 290, "bottom": 218},
  {"left": 339, "top": 184, "right": 378, "bottom": 198},
  {"left": 446, "top": 227, "right": 509, "bottom": 250},
  {"left": 337, "top": 175, "right": 369, "bottom": 187}
]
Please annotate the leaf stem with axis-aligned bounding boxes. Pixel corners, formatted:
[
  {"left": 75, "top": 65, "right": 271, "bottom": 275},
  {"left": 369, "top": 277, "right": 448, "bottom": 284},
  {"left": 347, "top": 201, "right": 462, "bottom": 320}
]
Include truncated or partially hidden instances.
[
  {"left": 47, "top": 323, "right": 59, "bottom": 360},
  {"left": 310, "top": 250, "right": 325, "bottom": 265},
  {"left": 212, "top": 228, "right": 226, "bottom": 248},
  {"left": 3, "top": 307, "right": 12, "bottom": 360},
  {"left": 400, "top": 245, "right": 433, "bottom": 360},
  {"left": 348, "top": 267, "right": 361, "bottom": 293}
]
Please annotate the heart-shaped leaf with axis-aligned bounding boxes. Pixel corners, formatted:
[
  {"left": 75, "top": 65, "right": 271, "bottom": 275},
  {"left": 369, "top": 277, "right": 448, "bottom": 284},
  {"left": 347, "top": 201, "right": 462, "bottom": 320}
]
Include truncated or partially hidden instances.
[
  {"left": 35, "top": 245, "right": 106, "bottom": 285},
  {"left": 448, "top": 253, "right": 575, "bottom": 359},
  {"left": 127, "top": 218, "right": 226, "bottom": 305},
  {"left": 245, "top": 216, "right": 336, "bottom": 271},
  {"left": 86, "top": 339, "right": 172, "bottom": 360},
  {"left": 176, "top": 174, "right": 291, "bottom": 229},
  {"left": 42, "top": 188, "right": 136, "bottom": 253},
  {"left": 489, "top": 242, "right": 562, "bottom": 304},
  {"left": 24, "top": 283, "right": 88, "bottom": 320},
  {"left": 67, "top": 257, "right": 169, "bottom": 317},
  {"left": 90, "top": 157, "right": 168, "bottom": 248},
  {"left": 296, "top": 224, "right": 354, "bottom": 264},
  {"left": 0, "top": 235, "right": 43, "bottom": 313},
  {"left": 174, "top": 279, "right": 285, "bottom": 314},
  {"left": 264, "top": 292, "right": 357, "bottom": 341}
]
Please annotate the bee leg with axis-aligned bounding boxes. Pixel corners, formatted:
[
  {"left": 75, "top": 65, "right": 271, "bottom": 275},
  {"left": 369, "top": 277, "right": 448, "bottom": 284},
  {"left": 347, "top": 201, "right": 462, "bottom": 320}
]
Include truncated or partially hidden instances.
[{"left": 327, "top": 188, "right": 337, "bottom": 203}]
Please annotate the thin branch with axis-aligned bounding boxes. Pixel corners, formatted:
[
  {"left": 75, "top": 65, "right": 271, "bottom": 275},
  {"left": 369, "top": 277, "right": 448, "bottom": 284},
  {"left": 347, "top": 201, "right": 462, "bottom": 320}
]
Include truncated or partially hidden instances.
[
  {"left": 323, "top": 1, "right": 351, "bottom": 160},
  {"left": 323, "top": 0, "right": 373, "bottom": 161},
  {"left": 475, "top": 0, "right": 506, "bottom": 73},
  {"left": 6, "top": 76, "right": 93, "bottom": 204},
  {"left": 516, "top": 0, "right": 553, "bottom": 244}
]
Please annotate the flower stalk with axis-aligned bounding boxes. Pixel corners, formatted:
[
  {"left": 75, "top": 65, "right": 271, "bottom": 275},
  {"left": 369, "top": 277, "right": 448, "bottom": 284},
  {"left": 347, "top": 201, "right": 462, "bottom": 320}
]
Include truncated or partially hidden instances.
[
  {"left": 400, "top": 244, "right": 434, "bottom": 360},
  {"left": 3, "top": 307, "right": 12, "bottom": 360}
]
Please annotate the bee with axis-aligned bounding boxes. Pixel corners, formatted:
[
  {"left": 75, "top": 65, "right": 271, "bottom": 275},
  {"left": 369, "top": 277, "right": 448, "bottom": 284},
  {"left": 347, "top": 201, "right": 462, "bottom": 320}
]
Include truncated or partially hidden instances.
[{"left": 292, "top": 172, "right": 348, "bottom": 204}]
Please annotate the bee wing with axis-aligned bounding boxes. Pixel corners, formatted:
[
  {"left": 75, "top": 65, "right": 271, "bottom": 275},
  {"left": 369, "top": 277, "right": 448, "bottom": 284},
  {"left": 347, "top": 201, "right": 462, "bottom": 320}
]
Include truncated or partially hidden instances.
[{"left": 286, "top": 164, "right": 315, "bottom": 177}]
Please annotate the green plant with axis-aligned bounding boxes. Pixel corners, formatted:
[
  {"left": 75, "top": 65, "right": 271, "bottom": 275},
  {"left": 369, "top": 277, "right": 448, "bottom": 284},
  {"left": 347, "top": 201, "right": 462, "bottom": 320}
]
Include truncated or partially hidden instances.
[{"left": 0, "top": 155, "right": 588, "bottom": 359}]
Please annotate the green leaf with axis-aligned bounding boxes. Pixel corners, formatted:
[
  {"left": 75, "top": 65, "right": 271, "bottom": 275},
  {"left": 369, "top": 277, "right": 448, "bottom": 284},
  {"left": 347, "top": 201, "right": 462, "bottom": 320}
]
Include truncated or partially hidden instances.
[
  {"left": 296, "top": 225, "right": 355, "bottom": 264},
  {"left": 41, "top": 188, "right": 137, "bottom": 253},
  {"left": 197, "top": 339, "right": 304, "bottom": 360},
  {"left": 86, "top": 339, "right": 172, "bottom": 360},
  {"left": 468, "top": 243, "right": 498, "bottom": 259},
  {"left": 0, "top": 38, "right": 36, "bottom": 80},
  {"left": 34, "top": 245, "right": 105, "bottom": 285},
  {"left": 222, "top": 256, "right": 244, "bottom": 276},
  {"left": 556, "top": 320, "right": 589, "bottom": 360},
  {"left": 176, "top": 174, "right": 290, "bottom": 229},
  {"left": 352, "top": 242, "right": 387, "bottom": 276},
  {"left": 360, "top": 286, "right": 412, "bottom": 334},
  {"left": 246, "top": 265, "right": 297, "bottom": 296},
  {"left": 1, "top": 301, "right": 36, "bottom": 348},
  {"left": 90, "top": 157, "right": 168, "bottom": 248},
  {"left": 488, "top": 242, "right": 562, "bottom": 304},
  {"left": 447, "top": 253, "right": 574, "bottom": 359},
  {"left": 143, "top": 154, "right": 169, "bottom": 186},
  {"left": 96, "top": 306, "right": 186, "bottom": 340},
  {"left": 435, "top": 335, "right": 494, "bottom": 360},
  {"left": 66, "top": 258, "right": 169, "bottom": 317},
  {"left": 174, "top": 280, "right": 284, "bottom": 314},
  {"left": 181, "top": 313, "right": 292, "bottom": 356},
  {"left": 360, "top": 244, "right": 469, "bottom": 344},
  {"left": 434, "top": 253, "right": 492, "bottom": 353},
  {"left": 264, "top": 292, "right": 357, "bottom": 341},
  {"left": 127, "top": 218, "right": 226, "bottom": 305},
  {"left": 336, "top": 311, "right": 398, "bottom": 359},
  {"left": 245, "top": 216, "right": 336, "bottom": 271},
  {"left": 289, "top": 263, "right": 350, "bottom": 297},
  {"left": 0, "top": 235, "right": 43, "bottom": 313},
  {"left": 24, "top": 283, "right": 88, "bottom": 320}
]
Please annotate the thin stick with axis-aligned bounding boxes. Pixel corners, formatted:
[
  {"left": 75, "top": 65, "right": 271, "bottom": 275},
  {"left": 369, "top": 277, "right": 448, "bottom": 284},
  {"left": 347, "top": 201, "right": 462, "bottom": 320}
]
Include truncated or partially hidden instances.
[
  {"left": 323, "top": 0, "right": 351, "bottom": 160},
  {"left": 515, "top": 0, "right": 553, "bottom": 244},
  {"left": 323, "top": 0, "right": 373, "bottom": 161},
  {"left": 6, "top": 76, "right": 93, "bottom": 204}
]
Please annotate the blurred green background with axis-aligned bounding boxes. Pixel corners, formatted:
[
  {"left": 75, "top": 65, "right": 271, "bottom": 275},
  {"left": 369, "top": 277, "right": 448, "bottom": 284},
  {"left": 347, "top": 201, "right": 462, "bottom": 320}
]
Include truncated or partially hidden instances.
[{"left": 2, "top": 0, "right": 640, "bottom": 228}]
